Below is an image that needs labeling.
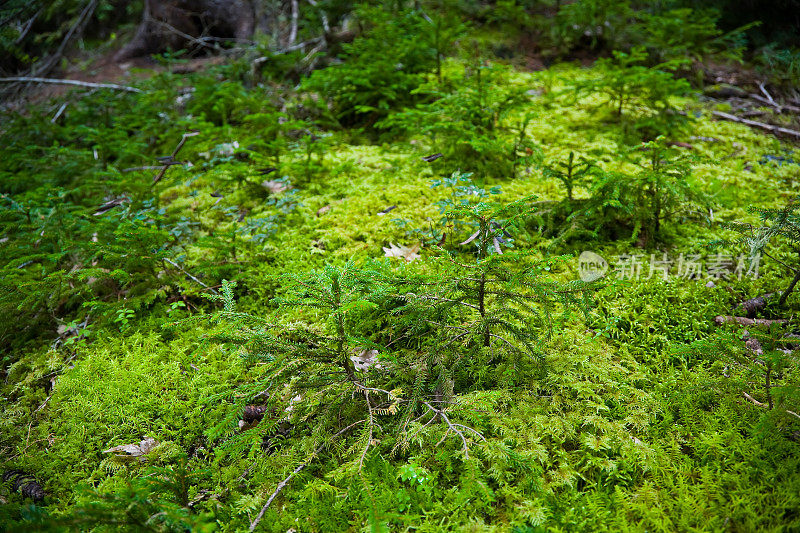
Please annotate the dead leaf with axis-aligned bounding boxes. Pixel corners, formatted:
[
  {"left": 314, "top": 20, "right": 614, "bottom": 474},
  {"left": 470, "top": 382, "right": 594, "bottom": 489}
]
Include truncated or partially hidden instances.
[
  {"left": 351, "top": 348, "right": 382, "bottom": 372},
  {"left": 262, "top": 180, "right": 290, "bottom": 194},
  {"left": 382, "top": 243, "right": 421, "bottom": 262},
  {"left": 460, "top": 231, "right": 480, "bottom": 245},
  {"left": 317, "top": 205, "right": 331, "bottom": 217},
  {"left": 102, "top": 437, "right": 159, "bottom": 462},
  {"left": 492, "top": 236, "right": 503, "bottom": 255}
]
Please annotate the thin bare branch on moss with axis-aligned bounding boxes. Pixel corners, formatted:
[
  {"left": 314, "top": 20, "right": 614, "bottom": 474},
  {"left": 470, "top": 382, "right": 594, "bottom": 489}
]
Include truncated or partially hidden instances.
[
  {"left": 0, "top": 77, "right": 142, "bottom": 93},
  {"left": 714, "top": 316, "right": 789, "bottom": 327},
  {"left": 712, "top": 110, "right": 800, "bottom": 139},
  {"left": 249, "top": 420, "right": 364, "bottom": 532}
]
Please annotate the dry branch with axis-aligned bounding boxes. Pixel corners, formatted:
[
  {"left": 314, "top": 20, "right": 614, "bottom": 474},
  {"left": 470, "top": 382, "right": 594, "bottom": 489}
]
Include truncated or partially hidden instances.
[
  {"left": 743, "top": 391, "right": 767, "bottom": 408},
  {"left": 152, "top": 131, "right": 199, "bottom": 184},
  {"left": 749, "top": 93, "right": 800, "bottom": 113},
  {"left": 422, "top": 401, "right": 486, "bottom": 459},
  {"left": 0, "top": 77, "right": 142, "bottom": 93},
  {"left": 712, "top": 110, "right": 800, "bottom": 139},
  {"left": 289, "top": 0, "right": 299, "bottom": 45},
  {"left": 307, "top": 0, "right": 330, "bottom": 33},
  {"left": 163, "top": 257, "right": 219, "bottom": 295},
  {"left": 51, "top": 102, "right": 68, "bottom": 123},
  {"left": 122, "top": 165, "right": 164, "bottom": 172},
  {"left": 32, "top": 0, "right": 98, "bottom": 77},
  {"left": 714, "top": 316, "right": 788, "bottom": 327},
  {"left": 248, "top": 420, "right": 364, "bottom": 531}
]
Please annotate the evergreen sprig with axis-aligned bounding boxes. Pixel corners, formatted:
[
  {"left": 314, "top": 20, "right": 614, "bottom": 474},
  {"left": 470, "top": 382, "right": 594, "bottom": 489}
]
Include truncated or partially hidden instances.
[{"left": 719, "top": 197, "right": 800, "bottom": 305}]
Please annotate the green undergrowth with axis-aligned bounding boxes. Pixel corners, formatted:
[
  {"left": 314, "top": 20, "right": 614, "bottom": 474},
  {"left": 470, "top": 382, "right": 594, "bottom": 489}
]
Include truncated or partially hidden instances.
[{"left": 2, "top": 49, "right": 800, "bottom": 532}]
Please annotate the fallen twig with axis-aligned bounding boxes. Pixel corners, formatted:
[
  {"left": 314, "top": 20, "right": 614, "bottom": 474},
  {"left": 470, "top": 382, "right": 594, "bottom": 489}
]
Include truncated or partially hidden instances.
[
  {"left": 749, "top": 93, "right": 800, "bottom": 113},
  {"left": 714, "top": 316, "right": 788, "bottom": 327},
  {"left": 163, "top": 257, "right": 218, "bottom": 294},
  {"left": 289, "top": 0, "right": 299, "bottom": 46},
  {"left": 712, "top": 110, "right": 800, "bottom": 140},
  {"left": 743, "top": 394, "right": 800, "bottom": 421},
  {"left": 422, "top": 401, "right": 486, "bottom": 459},
  {"left": 759, "top": 82, "right": 776, "bottom": 106},
  {"left": 13, "top": 9, "right": 41, "bottom": 46},
  {"left": 0, "top": 76, "right": 142, "bottom": 93},
  {"left": 122, "top": 165, "right": 164, "bottom": 172},
  {"left": 307, "top": 0, "right": 330, "bottom": 33},
  {"left": 32, "top": 0, "right": 98, "bottom": 77},
  {"left": 743, "top": 391, "right": 767, "bottom": 408},
  {"left": 249, "top": 419, "right": 364, "bottom": 531},
  {"left": 51, "top": 102, "right": 68, "bottom": 123},
  {"left": 152, "top": 131, "right": 199, "bottom": 184}
]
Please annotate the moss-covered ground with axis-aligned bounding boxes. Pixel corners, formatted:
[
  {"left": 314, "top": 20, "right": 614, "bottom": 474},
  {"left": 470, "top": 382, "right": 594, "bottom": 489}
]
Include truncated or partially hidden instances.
[{"left": 1, "top": 57, "right": 799, "bottom": 532}]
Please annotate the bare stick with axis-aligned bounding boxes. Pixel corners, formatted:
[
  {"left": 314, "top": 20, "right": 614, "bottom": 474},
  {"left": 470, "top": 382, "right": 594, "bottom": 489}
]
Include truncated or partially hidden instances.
[
  {"left": 748, "top": 93, "right": 800, "bottom": 113},
  {"left": 151, "top": 18, "right": 216, "bottom": 52},
  {"left": 51, "top": 102, "right": 68, "bottom": 123},
  {"left": 163, "top": 258, "right": 219, "bottom": 295},
  {"left": 358, "top": 395, "right": 375, "bottom": 472},
  {"left": 0, "top": 76, "right": 142, "bottom": 93},
  {"left": 289, "top": 0, "right": 299, "bottom": 46},
  {"left": 714, "top": 316, "right": 788, "bottom": 327},
  {"left": 122, "top": 165, "right": 164, "bottom": 172},
  {"left": 743, "top": 391, "right": 767, "bottom": 408},
  {"left": 422, "top": 401, "right": 485, "bottom": 459},
  {"left": 306, "top": 0, "right": 330, "bottom": 32},
  {"left": 14, "top": 10, "right": 41, "bottom": 46},
  {"left": 256, "top": 36, "right": 323, "bottom": 58},
  {"left": 249, "top": 420, "right": 364, "bottom": 531},
  {"left": 32, "top": 0, "right": 99, "bottom": 77},
  {"left": 412, "top": 295, "right": 481, "bottom": 311},
  {"left": 758, "top": 82, "right": 777, "bottom": 107},
  {"left": 712, "top": 110, "right": 800, "bottom": 139},
  {"left": 301, "top": 40, "right": 326, "bottom": 66},
  {"left": 152, "top": 131, "right": 199, "bottom": 184}
]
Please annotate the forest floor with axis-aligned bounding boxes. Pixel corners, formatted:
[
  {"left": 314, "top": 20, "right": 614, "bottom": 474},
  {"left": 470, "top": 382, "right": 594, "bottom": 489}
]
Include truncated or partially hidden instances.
[{"left": 2, "top": 47, "right": 800, "bottom": 532}]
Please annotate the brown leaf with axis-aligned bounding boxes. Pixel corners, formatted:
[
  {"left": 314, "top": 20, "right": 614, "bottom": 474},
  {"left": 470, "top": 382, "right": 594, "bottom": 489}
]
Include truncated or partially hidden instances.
[{"left": 102, "top": 437, "right": 159, "bottom": 461}]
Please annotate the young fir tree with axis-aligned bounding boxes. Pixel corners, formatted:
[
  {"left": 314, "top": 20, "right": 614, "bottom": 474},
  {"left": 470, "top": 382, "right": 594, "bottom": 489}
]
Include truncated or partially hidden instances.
[
  {"left": 171, "top": 268, "right": 403, "bottom": 479},
  {"left": 581, "top": 136, "right": 708, "bottom": 246},
  {"left": 542, "top": 151, "right": 596, "bottom": 203},
  {"left": 391, "top": 197, "right": 597, "bottom": 438},
  {"left": 172, "top": 199, "right": 598, "bottom": 517},
  {"left": 722, "top": 197, "right": 800, "bottom": 306}
]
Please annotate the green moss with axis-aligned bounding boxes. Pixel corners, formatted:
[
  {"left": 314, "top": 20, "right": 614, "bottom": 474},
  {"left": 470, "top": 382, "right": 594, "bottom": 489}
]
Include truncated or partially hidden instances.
[{"left": 2, "top": 50, "right": 800, "bottom": 532}]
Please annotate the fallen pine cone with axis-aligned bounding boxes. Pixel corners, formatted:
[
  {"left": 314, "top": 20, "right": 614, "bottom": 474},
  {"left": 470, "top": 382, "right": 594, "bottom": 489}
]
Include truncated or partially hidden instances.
[{"left": 2, "top": 470, "right": 45, "bottom": 501}]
